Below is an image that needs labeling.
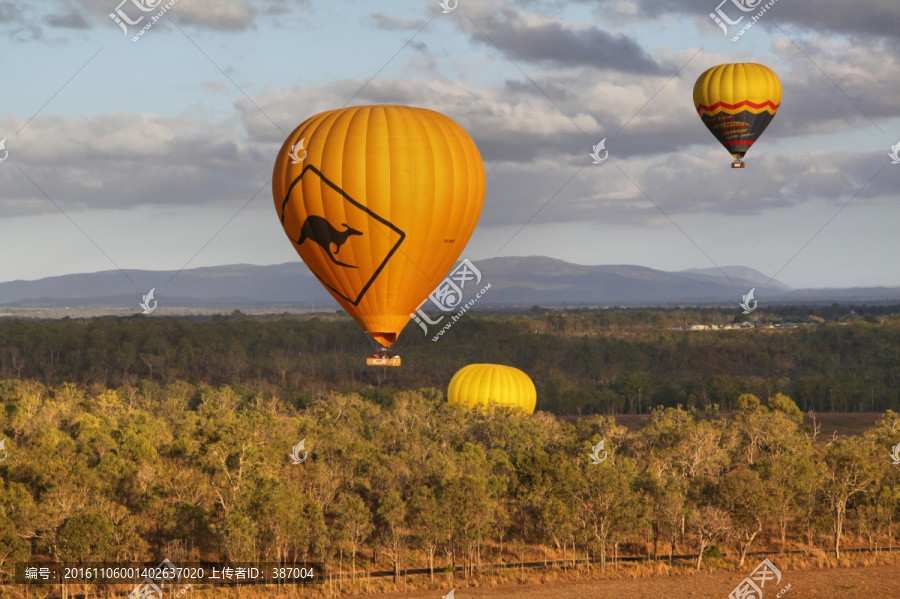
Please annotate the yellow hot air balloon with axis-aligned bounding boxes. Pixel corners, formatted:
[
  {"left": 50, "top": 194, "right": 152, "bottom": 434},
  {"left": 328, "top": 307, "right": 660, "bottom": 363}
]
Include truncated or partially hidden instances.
[
  {"left": 693, "top": 63, "right": 781, "bottom": 168},
  {"left": 447, "top": 364, "right": 537, "bottom": 414},
  {"left": 273, "top": 106, "right": 485, "bottom": 361}
]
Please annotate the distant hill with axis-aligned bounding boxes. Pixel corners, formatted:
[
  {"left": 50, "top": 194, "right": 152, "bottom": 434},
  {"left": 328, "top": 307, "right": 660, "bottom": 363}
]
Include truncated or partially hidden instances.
[
  {"left": 0, "top": 257, "right": 897, "bottom": 311},
  {"left": 475, "top": 257, "right": 789, "bottom": 305},
  {"left": 680, "top": 266, "right": 791, "bottom": 292},
  {"left": 0, "top": 263, "right": 332, "bottom": 308}
]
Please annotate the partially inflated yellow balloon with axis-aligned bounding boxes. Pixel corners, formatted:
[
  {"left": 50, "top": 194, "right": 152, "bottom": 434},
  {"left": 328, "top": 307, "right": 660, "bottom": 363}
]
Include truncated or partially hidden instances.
[
  {"left": 273, "top": 105, "right": 485, "bottom": 347},
  {"left": 448, "top": 364, "right": 537, "bottom": 414}
]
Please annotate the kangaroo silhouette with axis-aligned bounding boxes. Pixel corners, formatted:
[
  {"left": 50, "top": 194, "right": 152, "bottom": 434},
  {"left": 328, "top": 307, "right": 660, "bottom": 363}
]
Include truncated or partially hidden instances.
[{"left": 297, "top": 216, "right": 363, "bottom": 268}]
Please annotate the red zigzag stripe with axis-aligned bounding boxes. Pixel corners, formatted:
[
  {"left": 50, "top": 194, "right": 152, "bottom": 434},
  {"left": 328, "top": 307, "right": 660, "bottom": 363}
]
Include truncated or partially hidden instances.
[{"left": 696, "top": 99, "right": 780, "bottom": 112}]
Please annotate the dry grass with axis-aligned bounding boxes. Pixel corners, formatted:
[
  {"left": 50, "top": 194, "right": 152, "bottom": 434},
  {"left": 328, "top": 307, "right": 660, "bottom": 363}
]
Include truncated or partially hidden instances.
[
  {"left": 35, "top": 552, "right": 890, "bottom": 599},
  {"left": 286, "top": 552, "right": 900, "bottom": 599},
  {"left": 5, "top": 553, "right": 900, "bottom": 599}
]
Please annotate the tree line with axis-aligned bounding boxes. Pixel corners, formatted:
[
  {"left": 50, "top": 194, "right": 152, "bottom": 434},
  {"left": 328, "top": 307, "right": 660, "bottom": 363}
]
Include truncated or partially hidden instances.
[
  {"left": 2, "top": 380, "right": 900, "bottom": 587},
  {"left": 0, "top": 312, "right": 898, "bottom": 414}
]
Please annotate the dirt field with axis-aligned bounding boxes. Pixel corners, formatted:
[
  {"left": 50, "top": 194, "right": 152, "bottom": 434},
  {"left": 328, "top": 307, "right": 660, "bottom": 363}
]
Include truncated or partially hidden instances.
[{"left": 342, "top": 565, "right": 900, "bottom": 599}]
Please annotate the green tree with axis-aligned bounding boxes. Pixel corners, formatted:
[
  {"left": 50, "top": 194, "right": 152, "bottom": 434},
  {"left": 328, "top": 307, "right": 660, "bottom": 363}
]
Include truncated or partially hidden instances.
[
  {"left": 717, "top": 466, "right": 770, "bottom": 565},
  {"left": 377, "top": 491, "right": 407, "bottom": 583},
  {"left": 0, "top": 512, "right": 30, "bottom": 582},
  {"left": 822, "top": 436, "right": 879, "bottom": 558},
  {"left": 692, "top": 506, "right": 729, "bottom": 571},
  {"left": 767, "top": 393, "right": 804, "bottom": 425},
  {"left": 444, "top": 475, "right": 496, "bottom": 578},
  {"left": 222, "top": 510, "right": 258, "bottom": 562},
  {"left": 335, "top": 491, "right": 373, "bottom": 581},
  {"left": 574, "top": 453, "right": 639, "bottom": 572},
  {"left": 57, "top": 513, "right": 115, "bottom": 561},
  {"left": 409, "top": 486, "right": 450, "bottom": 582}
]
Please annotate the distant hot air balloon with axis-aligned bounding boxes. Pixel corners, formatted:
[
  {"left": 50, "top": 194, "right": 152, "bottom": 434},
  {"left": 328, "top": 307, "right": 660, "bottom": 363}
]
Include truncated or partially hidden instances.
[
  {"left": 693, "top": 63, "right": 782, "bottom": 168},
  {"left": 273, "top": 106, "right": 485, "bottom": 364},
  {"left": 447, "top": 364, "right": 537, "bottom": 414}
]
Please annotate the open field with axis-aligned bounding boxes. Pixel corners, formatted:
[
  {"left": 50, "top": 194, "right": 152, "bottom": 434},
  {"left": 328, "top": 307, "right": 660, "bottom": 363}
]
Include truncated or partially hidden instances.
[{"left": 338, "top": 564, "right": 900, "bottom": 599}]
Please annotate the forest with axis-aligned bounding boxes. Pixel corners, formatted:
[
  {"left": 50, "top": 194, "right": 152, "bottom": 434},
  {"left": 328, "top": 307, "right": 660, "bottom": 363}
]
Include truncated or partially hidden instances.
[
  {"left": 1, "top": 380, "right": 899, "bottom": 590},
  {"left": 0, "top": 307, "right": 898, "bottom": 414},
  {"left": 1, "top": 310, "right": 900, "bottom": 594}
]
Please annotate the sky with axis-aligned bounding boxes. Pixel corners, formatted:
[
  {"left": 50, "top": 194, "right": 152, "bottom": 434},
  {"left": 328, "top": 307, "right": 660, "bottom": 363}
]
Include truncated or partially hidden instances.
[{"left": 0, "top": 0, "right": 898, "bottom": 292}]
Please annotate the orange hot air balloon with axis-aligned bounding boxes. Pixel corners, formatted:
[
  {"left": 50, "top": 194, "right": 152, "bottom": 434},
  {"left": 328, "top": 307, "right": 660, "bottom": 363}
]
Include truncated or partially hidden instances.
[
  {"left": 693, "top": 63, "right": 782, "bottom": 168},
  {"left": 273, "top": 105, "right": 485, "bottom": 355}
]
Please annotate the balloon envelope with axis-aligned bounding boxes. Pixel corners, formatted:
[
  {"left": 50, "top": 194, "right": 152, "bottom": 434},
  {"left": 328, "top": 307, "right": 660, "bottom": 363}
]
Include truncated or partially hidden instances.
[
  {"left": 448, "top": 364, "right": 537, "bottom": 414},
  {"left": 693, "top": 63, "right": 781, "bottom": 164},
  {"left": 273, "top": 105, "right": 485, "bottom": 347}
]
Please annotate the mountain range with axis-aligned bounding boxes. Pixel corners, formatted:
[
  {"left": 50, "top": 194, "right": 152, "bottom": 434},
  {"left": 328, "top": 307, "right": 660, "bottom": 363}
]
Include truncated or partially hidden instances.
[{"left": 0, "top": 257, "right": 897, "bottom": 311}]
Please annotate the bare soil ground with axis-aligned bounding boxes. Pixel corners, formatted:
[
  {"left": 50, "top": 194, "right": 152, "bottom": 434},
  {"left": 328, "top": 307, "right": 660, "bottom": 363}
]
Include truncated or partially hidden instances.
[{"left": 341, "top": 564, "right": 900, "bottom": 599}]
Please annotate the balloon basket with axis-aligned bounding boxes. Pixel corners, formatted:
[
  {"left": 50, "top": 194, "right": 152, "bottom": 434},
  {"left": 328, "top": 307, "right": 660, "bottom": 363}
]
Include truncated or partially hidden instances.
[
  {"left": 731, "top": 159, "right": 745, "bottom": 169},
  {"left": 367, "top": 352, "right": 401, "bottom": 367}
]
